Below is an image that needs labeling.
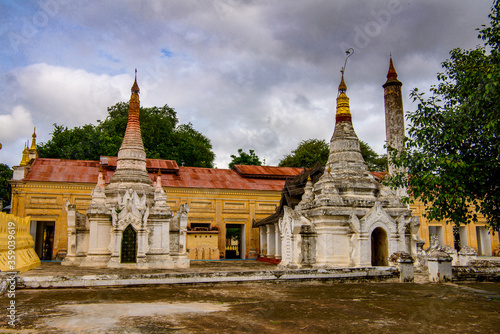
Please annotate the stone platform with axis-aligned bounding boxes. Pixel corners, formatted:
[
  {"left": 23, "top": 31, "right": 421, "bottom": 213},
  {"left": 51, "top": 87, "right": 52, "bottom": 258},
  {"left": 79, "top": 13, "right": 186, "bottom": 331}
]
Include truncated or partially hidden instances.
[{"left": 16, "top": 260, "right": 398, "bottom": 289}]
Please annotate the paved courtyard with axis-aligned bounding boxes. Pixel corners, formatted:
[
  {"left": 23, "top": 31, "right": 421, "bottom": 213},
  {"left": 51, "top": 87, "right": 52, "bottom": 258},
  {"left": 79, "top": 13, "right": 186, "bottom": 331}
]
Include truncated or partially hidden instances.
[{"left": 1, "top": 261, "right": 499, "bottom": 334}]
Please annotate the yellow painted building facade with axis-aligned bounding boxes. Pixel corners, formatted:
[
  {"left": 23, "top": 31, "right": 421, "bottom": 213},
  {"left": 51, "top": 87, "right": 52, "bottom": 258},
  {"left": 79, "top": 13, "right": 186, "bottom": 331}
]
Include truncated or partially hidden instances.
[
  {"left": 9, "top": 159, "right": 293, "bottom": 261},
  {"left": 11, "top": 169, "right": 500, "bottom": 262},
  {"left": 411, "top": 200, "right": 499, "bottom": 256}
]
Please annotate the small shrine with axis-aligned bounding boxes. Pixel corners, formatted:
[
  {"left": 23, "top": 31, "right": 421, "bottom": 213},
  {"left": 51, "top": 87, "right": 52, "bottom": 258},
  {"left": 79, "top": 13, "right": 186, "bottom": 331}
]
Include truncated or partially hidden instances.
[
  {"left": 254, "top": 59, "right": 420, "bottom": 268},
  {"left": 62, "top": 72, "right": 190, "bottom": 269}
]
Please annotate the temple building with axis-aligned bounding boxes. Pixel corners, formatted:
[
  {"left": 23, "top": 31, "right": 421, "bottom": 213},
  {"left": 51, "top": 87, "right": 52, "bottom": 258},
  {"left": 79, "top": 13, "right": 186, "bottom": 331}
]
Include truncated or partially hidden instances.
[{"left": 9, "top": 60, "right": 499, "bottom": 264}]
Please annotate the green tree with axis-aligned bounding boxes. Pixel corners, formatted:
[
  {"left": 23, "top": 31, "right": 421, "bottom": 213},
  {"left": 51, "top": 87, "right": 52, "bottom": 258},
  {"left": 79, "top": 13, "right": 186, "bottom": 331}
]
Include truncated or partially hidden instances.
[
  {"left": 278, "top": 138, "right": 387, "bottom": 171},
  {"left": 359, "top": 141, "right": 387, "bottom": 172},
  {"left": 386, "top": 1, "right": 500, "bottom": 231},
  {"left": 0, "top": 164, "right": 13, "bottom": 209},
  {"left": 228, "top": 149, "right": 262, "bottom": 168},
  {"left": 38, "top": 102, "right": 215, "bottom": 167},
  {"left": 278, "top": 139, "right": 329, "bottom": 168}
]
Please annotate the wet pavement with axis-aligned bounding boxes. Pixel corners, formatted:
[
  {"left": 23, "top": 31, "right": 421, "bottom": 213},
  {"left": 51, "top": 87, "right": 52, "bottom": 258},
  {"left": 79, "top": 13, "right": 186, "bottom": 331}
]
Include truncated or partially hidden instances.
[
  {"left": 1, "top": 279, "right": 499, "bottom": 333},
  {"left": 1, "top": 260, "right": 499, "bottom": 333}
]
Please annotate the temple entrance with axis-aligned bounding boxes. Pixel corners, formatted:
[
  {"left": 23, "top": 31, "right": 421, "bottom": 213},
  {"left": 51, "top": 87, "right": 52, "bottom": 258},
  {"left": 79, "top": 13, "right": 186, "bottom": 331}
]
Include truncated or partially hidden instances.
[
  {"left": 121, "top": 225, "right": 137, "bottom": 263},
  {"left": 31, "top": 221, "right": 55, "bottom": 260},
  {"left": 371, "top": 227, "right": 388, "bottom": 266},
  {"left": 225, "top": 224, "right": 244, "bottom": 259}
]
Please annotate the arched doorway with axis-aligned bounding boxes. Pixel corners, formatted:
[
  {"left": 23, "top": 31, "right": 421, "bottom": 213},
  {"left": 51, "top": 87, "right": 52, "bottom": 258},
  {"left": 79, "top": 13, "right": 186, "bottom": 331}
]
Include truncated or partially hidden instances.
[
  {"left": 371, "top": 227, "right": 388, "bottom": 266},
  {"left": 121, "top": 225, "right": 137, "bottom": 263}
]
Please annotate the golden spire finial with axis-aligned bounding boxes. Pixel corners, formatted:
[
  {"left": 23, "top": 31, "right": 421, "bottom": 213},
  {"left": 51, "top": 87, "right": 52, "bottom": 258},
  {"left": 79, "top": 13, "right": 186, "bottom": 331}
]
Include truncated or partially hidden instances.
[
  {"left": 20, "top": 142, "right": 29, "bottom": 166},
  {"left": 335, "top": 50, "right": 354, "bottom": 123},
  {"left": 338, "top": 71, "right": 347, "bottom": 93},
  {"left": 30, "top": 127, "right": 37, "bottom": 150}
]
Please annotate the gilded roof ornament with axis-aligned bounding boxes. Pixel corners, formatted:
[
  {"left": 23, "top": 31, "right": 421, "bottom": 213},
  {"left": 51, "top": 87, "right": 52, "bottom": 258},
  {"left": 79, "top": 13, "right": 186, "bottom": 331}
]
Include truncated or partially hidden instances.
[
  {"left": 336, "top": 49, "right": 353, "bottom": 122},
  {"left": 30, "top": 127, "right": 37, "bottom": 150},
  {"left": 20, "top": 142, "right": 29, "bottom": 166}
]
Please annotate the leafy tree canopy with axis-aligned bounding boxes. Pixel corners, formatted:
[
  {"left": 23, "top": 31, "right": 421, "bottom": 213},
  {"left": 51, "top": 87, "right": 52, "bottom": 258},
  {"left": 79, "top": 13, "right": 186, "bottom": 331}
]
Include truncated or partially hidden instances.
[
  {"left": 360, "top": 141, "right": 387, "bottom": 172},
  {"left": 386, "top": 1, "right": 500, "bottom": 231},
  {"left": 38, "top": 102, "right": 215, "bottom": 168},
  {"left": 0, "top": 163, "right": 13, "bottom": 210},
  {"left": 278, "top": 138, "right": 387, "bottom": 171},
  {"left": 228, "top": 149, "right": 262, "bottom": 169},
  {"left": 278, "top": 139, "right": 329, "bottom": 168}
]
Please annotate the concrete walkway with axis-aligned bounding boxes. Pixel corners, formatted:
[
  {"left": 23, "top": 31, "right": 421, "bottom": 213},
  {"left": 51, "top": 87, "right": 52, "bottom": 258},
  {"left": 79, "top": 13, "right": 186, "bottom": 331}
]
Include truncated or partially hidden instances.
[{"left": 17, "top": 260, "right": 399, "bottom": 289}]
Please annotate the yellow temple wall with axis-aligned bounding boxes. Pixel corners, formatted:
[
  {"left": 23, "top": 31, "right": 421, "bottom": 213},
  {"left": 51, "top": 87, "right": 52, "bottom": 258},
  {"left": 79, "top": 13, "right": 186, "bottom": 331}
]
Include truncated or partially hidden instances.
[
  {"left": 410, "top": 199, "right": 500, "bottom": 255},
  {"left": 9, "top": 180, "right": 500, "bottom": 260},
  {"left": 10, "top": 181, "right": 281, "bottom": 260},
  {"left": 165, "top": 186, "right": 281, "bottom": 259}
]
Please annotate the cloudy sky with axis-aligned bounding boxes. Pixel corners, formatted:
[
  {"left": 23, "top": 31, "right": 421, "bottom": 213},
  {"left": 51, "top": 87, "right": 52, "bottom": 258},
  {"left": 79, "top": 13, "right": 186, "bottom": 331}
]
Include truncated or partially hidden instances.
[{"left": 0, "top": 0, "right": 493, "bottom": 169}]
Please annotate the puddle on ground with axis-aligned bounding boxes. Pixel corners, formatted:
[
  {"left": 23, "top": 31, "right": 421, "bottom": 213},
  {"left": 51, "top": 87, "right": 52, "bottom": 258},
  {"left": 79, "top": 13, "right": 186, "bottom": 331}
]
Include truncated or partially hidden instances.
[{"left": 43, "top": 302, "right": 229, "bottom": 332}]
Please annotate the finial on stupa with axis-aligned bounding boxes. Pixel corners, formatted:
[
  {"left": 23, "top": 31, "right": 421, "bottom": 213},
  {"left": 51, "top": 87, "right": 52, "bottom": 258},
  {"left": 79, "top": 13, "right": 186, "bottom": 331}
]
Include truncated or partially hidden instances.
[
  {"left": 338, "top": 48, "right": 354, "bottom": 95},
  {"left": 387, "top": 55, "right": 398, "bottom": 80},
  {"left": 336, "top": 49, "right": 353, "bottom": 123},
  {"left": 30, "top": 127, "right": 37, "bottom": 150},
  {"left": 384, "top": 55, "right": 402, "bottom": 88},
  {"left": 20, "top": 142, "right": 29, "bottom": 166},
  {"left": 131, "top": 68, "right": 140, "bottom": 94}
]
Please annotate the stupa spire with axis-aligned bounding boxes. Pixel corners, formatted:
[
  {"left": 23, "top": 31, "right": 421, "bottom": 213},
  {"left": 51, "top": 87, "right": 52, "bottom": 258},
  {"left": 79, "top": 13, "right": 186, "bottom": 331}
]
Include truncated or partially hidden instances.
[
  {"left": 336, "top": 71, "right": 351, "bottom": 124},
  {"left": 335, "top": 49, "right": 353, "bottom": 124},
  {"left": 30, "top": 127, "right": 37, "bottom": 150},
  {"left": 120, "top": 68, "right": 144, "bottom": 152},
  {"left": 383, "top": 55, "right": 402, "bottom": 88},
  {"left": 108, "top": 69, "right": 152, "bottom": 187},
  {"left": 20, "top": 142, "right": 29, "bottom": 166},
  {"left": 387, "top": 56, "right": 398, "bottom": 80}
]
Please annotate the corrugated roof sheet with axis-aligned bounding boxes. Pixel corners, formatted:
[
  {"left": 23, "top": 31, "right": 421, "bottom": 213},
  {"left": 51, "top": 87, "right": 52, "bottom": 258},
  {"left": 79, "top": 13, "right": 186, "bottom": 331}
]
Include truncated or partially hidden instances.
[
  {"left": 22, "top": 158, "right": 302, "bottom": 191},
  {"left": 232, "top": 165, "right": 303, "bottom": 179},
  {"left": 100, "top": 156, "right": 179, "bottom": 173},
  {"left": 23, "top": 159, "right": 114, "bottom": 184}
]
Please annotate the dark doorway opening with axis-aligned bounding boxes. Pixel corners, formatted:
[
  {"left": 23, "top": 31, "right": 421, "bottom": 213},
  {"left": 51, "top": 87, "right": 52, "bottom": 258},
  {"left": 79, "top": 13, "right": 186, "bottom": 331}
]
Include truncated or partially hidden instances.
[
  {"left": 121, "top": 225, "right": 137, "bottom": 263},
  {"left": 371, "top": 227, "right": 388, "bottom": 266},
  {"left": 225, "top": 224, "right": 243, "bottom": 259},
  {"left": 34, "top": 221, "right": 55, "bottom": 260}
]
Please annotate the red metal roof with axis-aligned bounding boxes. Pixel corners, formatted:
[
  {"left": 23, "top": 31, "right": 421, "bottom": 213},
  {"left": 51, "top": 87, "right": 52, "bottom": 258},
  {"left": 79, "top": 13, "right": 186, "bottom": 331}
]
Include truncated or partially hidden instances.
[
  {"left": 22, "top": 158, "right": 299, "bottom": 191},
  {"left": 23, "top": 159, "right": 114, "bottom": 184},
  {"left": 100, "top": 156, "right": 180, "bottom": 173},
  {"left": 232, "top": 165, "right": 303, "bottom": 179}
]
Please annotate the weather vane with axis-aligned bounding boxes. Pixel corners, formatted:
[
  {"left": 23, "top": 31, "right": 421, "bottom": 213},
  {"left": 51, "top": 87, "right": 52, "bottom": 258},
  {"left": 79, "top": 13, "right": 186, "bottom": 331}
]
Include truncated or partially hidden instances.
[{"left": 341, "top": 48, "right": 354, "bottom": 76}]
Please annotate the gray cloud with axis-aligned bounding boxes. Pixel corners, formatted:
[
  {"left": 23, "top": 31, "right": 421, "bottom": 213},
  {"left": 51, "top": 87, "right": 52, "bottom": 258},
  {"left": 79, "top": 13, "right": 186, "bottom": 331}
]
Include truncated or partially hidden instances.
[{"left": 0, "top": 0, "right": 494, "bottom": 168}]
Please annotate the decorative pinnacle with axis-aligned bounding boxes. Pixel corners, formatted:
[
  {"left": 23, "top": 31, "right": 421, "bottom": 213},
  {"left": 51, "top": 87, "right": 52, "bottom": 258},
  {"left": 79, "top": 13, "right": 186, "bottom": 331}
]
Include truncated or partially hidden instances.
[
  {"left": 338, "top": 48, "right": 354, "bottom": 95},
  {"left": 387, "top": 56, "right": 398, "bottom": 80},
  {"left": 338, "top": 72, "right": 347, "bottom": 93},
  {"left": 30, "top": 127, "right": 37, "bottom": 150},
  {"left": 131, "top": 68, "right": 140, "bottom": 94},
  {"left": 336, "top": 51, "right": 352, "bottom": 123}
]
